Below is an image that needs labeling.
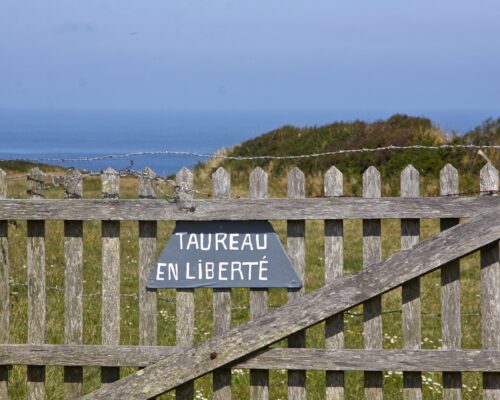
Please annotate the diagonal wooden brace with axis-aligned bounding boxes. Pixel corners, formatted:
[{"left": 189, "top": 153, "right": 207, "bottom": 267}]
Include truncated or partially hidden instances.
[{"left": 81, "top": 207, "right": 500, "bottom": 400}]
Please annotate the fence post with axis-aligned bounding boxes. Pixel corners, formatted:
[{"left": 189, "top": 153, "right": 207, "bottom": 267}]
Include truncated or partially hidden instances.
[
  {"left": 212, "top": 167, "right": 232, "bottom": 400},
  {"left": 287, "top": 167, "right": 306, "bottom": 400},
  {"left": 324, "top": 166, "right": 344, "bottom": 400},
  {"left": 64, "top": 169, "right": 84, "bottom": 399},
  {"left": 249, "top": 167, "right": 269, "bottom": 400},
  {"left": 363, "top": 166, "right": 383, "bottom": 400},
  {"left": 27, "top": 167, "right": 46, "bottom": 399},
  {"left": 401, "top": 165, "right": 422, "bottom": 400},
  {"left": 176, "top": 167, "right": 195, "bottom": 400},
  {"left": 440, "top": 164, "right": 462, "bottom": 400},
  {"left": 101, "top": 168, "right": 121, "bottom": 385},
  {"left": 480, "top": 162, "right": 500, "bottom": 400},
  {"left": 0, "top": 169, "right": 8, "bottom": 399}
]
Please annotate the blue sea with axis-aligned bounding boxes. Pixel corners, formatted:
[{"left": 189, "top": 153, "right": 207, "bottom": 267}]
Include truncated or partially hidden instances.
[{"left": 0, "top": 108, "right": 497, "bottom": 176}]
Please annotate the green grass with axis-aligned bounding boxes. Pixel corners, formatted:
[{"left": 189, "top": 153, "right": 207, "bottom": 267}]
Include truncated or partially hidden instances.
[{"left": 3, "top": 167, "right": 490, "bottom": 399}]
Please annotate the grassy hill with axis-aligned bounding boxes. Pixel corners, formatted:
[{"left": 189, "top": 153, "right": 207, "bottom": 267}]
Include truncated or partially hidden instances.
[
  {"left": 0, "top": 159, "right": 64, "bottom": 174},
  {"left": 194, "top": 114, "right": 500, "bottom": 196}
]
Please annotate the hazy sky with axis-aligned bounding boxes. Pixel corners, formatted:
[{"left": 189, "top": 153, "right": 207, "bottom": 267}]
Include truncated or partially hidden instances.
[{"left": 1, "top": 1, "right": 499, "bottom": 111}]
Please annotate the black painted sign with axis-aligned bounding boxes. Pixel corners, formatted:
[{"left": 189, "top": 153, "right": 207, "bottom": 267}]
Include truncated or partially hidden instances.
[{"left": 147, "top": 221, "right": 302, "bottom": 289}]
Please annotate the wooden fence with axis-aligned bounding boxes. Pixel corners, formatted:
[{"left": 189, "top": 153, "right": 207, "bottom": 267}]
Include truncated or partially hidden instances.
[{"left": 0, "top": 162, "right": 499, "bottom": 400}]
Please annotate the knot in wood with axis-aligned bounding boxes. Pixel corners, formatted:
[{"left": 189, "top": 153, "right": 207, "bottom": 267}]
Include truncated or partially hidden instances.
[
  {"left": 210, "top": 352, "right": 217, "bottom": 360},
  {"left": 178, "top": 202, "right": 196, "bottom": 213}
]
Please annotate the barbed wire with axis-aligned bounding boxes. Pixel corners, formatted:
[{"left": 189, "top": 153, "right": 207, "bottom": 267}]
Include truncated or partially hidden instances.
[
  {"left": 5, "top": 168, "right": 211, "bottom": 200},
  {"left": 2, "top": 143, "right": 499, "bottom": 164},
  {"left": 2, "top": 143, "right": 498, "bottom": 199}
]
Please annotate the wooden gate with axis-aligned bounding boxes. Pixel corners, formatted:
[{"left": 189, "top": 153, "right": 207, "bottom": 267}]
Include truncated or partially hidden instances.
[{"left": 0, "top": 163, "right": 499, "bottom": 399}]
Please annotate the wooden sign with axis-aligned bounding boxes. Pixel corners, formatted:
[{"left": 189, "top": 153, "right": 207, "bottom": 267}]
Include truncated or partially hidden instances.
[{"left": 147, "top": 221, "right": 302, "bottom": 289}]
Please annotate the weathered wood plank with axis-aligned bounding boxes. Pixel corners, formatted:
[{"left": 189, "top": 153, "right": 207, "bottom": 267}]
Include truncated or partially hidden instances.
[
  {"left": 0, "top": 196, "right": 497, "bottom": 221},
  {"left": 480, "top": 163, "right": 500, "bottom": 400},
  {"left": 401, "top": 165, "right": 422, "bottom": 400},
  {"left": 79, "top": 208, "right": 500, "bottom": 400},
  {"left": 101, "top": 168, "right": 121, "bottom": 385},
  {"left": 139, "top": 167, "right": 158, "bottom": 347},
  {"left": 234, "top": 348, "right": 500, "bottom": 371},
  {"left": 212, "top": 167, "right": 232, "bottom": 400},
  {"left": 64, "top": 169, "right": 84, "bottom": 399},
  {"left": 0, "top": 169, "right": 8, "bottom": 399},
  {"left": 440, "top": 164, "right": 462, "bottom": 400},
  {"left": 3, "top": 345, "right": 500, "bottom": 371},
  {"left": 138, "top": 167, "right": 158, "bottom": 400},
  {"left": 0, "top": 169, "right": 6, "bottom": 200},
  {"left": 27, "top": 168, "right": 46, "bottom": 400},
  {"left": 287, "top": 167, "right": 306, "bottom": 400},
  {"left": 249, "top": 167, "right": 269, "bottom": 400},
  {"left": 363, "top": 166, "right": 383, "bottom": 400},
  {"left": 0, "top": 344, "right": 183, "bottom": 366},
  {"left": 175, "top": 167, "right": 195, "bottom": 400},
  {"left": 324, "top": 166, "right": 344, "bottom": 400}
]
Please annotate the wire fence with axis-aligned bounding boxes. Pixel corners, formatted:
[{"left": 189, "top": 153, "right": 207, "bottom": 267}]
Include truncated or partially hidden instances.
[
  {"left": 6, "top": 280, "right": 482, "bottom": 319},
  {"left": 2, "top": 143, "right": 499, "bottom": 199},
  {"left": 2, "top": 143, "right": 500, "bottom": 163},
  {"left": 5, "top": 168, "right": 210, "bottom": 200}
]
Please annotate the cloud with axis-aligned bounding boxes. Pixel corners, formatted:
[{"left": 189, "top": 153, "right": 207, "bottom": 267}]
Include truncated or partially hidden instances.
[{"left": 54, "top": 23, "right": 95, "bottom": 35}]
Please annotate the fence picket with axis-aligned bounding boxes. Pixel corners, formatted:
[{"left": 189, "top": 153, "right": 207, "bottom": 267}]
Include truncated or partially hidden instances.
[
  {"left": 176, "top": 167, "right": 195, "bottom": 400},
  {"left": 139, "top": 167, "right": 158, "bottom": 347},
  {"left": 249, "top": 167, "right": 269, "bottom": 400},
  {"left": 480, "top": 163, "right": 500, "bottom": 400},
  {"left": 27, "top": 168, "right": 46, "bottom": 399},
  {"left": 324, "top": 166, "right": 344, "bottom": 400},
  {"left": 64, "top": 169, "right": 84, "bottom": 399},
  {"left": 287, "top": 167, "right": 306, "bottom": 400},
  {"left": 212, "top": 167, "right": 232, "bottom": 400},
  {"left": 0, "top": 169, "right": 8, "bottom": 399},
  {"left": 401, "top": 165, "right": 422, "bottom": 400},
  {"left": 440, "top": 164, "right": 462, "bottom": 400},
  {"left": 363, "top": 166, "right": 383, "bottom": 400},
  {"left": 138, "top": 167, "right": 158, "bottom": 400},
  {"left": 101, "top": 168, "right": 121, "bottom": 385}
]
